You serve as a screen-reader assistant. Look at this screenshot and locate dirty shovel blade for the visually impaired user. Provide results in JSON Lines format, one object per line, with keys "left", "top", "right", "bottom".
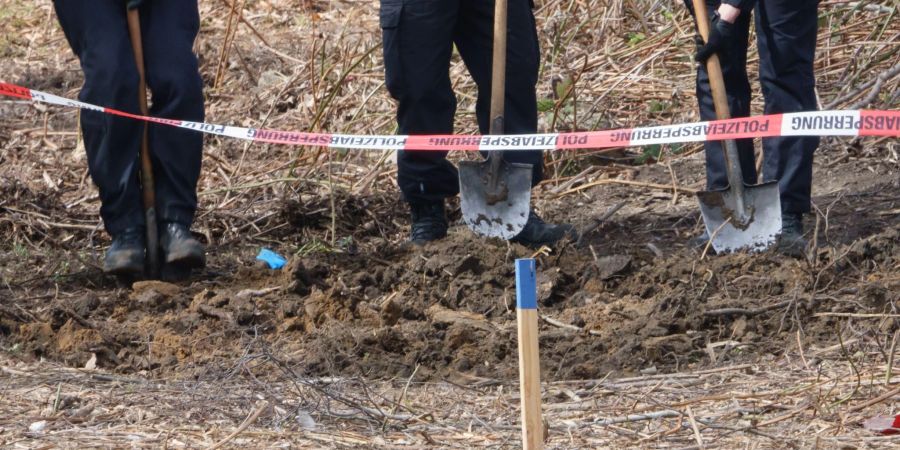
{"left": 697, "top": 181, "right": 782, "bottom": 253}
{"left": 459, "top": 159, "right": 533, "bottom": 239}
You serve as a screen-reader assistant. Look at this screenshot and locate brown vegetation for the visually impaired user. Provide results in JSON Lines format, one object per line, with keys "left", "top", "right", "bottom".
{"left": 1, "top": 0, "right": 898, "bottom": 447}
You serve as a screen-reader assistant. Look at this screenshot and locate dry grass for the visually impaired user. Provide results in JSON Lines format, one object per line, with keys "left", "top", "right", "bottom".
{"left": 0, "top": 0, "right": 896, "bottom": 254}
{"left": 3, "top": 336, "right": 900, "bottom": 448}
{"left": 1, "top": 0, "right": 898, "bottom": 448}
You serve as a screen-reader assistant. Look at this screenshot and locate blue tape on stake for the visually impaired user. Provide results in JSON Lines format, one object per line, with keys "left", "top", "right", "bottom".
{"left": 515, "top": 258, "right": 538, "bottom": 310}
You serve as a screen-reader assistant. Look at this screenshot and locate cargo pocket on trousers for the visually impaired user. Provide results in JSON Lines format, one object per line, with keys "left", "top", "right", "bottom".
{"left": 380, "top": 1, "right": 402, "bottom": 29}
{"left": 380, "top": 1, "right": 404, "bottom": 99}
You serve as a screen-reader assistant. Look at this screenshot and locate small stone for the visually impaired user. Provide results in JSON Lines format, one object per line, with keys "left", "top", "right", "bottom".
{"left": 130, "top": 281, "right": 180, "bottom": 298}
{"left": 83, "top": 353, "right": 97, "bottom": 370}
{"left": 537, "top": 268, "right": 562, "bottom": 302}
{"left": 296, "top": 411, "right": 316, "bottom": 430}
{"left": 595, "top": 255, "right": 632, "bottom": 280}
{"left": 29, "top": 421, "right": 47, "bottom": 433}
{"left": 731, "top": 318, "right": 748, "bottom": 338}
{"left": 426, "top": 304, "right": 492, "bottom": 332}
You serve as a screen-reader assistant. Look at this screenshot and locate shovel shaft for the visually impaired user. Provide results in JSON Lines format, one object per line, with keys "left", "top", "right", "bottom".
{"left": 486, "top": 0, "right": 508, "bottom": 197}
{"left": 691, "top": 0, "right": 748, "bottom": 221}
{"left": 722, "top": 138, "right": 747, "bottom": 218}
{"left": 458, "top": 0, "right": 532, "bottom": 238}
{"left": 127, "top": 8, "right": 160, "bottom": 276}
{"left": 490, "top": 0, "right": 507, "bottom": 135}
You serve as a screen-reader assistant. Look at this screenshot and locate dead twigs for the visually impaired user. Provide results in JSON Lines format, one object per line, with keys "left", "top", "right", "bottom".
{"left": 703, "top": 300, "right": 794, "bottom": 317}
{"left": 542, "top": 315, "right": 602, "bottom": 336}
{"left": 208, "top": 400, "right": 269, "bottom": 450}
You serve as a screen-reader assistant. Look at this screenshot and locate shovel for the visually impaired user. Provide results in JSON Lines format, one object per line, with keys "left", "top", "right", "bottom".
{"left": 691, "top": 0, "right": 781, "bottom": 253}
{"left": 127, "top": 8, "right": 160, "bottom": 277}
{"left": 459, "top": 0, "right": 533, "bottom": 240}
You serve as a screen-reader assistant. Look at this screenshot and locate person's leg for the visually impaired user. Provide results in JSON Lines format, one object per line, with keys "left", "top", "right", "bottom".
{"left": 454, "top": 0, "right": 543, "bottom": 185}
{"left": 684, "top": 0, "right": 756, "bottom": 190}
{"left": 382, "top": 0, "right": 461, "bottom": 205}
{"left": 139, "top": 0, "right": 206, "bottom": 272}
{"left": 140, "top": 0, "right": 204, "bottom": 229}
{"left": 756, "top": 0, "right": 819, "bottom": 256}
{"left": 453, "top": 0, "right": 574, "bottom": 246}
{"left": 53, "top": 0, "right": 144, "bottom": 236}
{"left": 54, "top": 0, "right": 147, "bottom": 275}
{"left": 756, "top": 0, "right": 818, "bottom": 215}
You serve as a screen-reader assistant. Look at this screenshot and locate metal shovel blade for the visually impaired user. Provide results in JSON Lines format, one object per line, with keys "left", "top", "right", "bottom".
{"left": 697, "top": 181, "right": 782, "bottom": 253}
{"left": 459, "top": 158, "right": 533, "bottom": 239}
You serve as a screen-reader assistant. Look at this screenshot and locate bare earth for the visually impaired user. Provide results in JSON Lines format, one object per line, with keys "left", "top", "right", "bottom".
{"left": 1, "top": 0, "right": 898, "bottom": 448}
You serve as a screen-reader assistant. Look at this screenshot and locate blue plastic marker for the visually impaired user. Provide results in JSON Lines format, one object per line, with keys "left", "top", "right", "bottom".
{"left": 514, "top": 258, "right": 543, "bottom": 448}
{"left": 256, "top": 248, "right": 287, "bottom": 270}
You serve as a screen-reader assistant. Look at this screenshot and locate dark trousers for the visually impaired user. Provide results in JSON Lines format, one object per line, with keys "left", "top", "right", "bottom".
{"left": 54, "top": 0, "right": 204, "bottom": 235}
{"left": 687, "top": 0, "right": 819, "bottom": 214}
{"left": 380, "top": 0, "right": 543, "bottom": 205}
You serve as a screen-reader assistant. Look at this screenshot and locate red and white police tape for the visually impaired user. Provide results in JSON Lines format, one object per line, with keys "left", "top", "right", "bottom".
{"left": 2, "top": 82, "right": 898, "bottom": 151}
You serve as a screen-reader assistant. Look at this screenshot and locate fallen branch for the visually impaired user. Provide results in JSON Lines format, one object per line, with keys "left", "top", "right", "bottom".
{"left": 596, "top": 410, "right": 681, "bottom": 426}
{"left": 847, "top": 384, "right": 900, "bottom": 413}
{"left": 813, "top": 312, "right": 900, "bottom": 319}
{"left": 703, "top": 300, "right": 793, "bottom": 317}
{"left": 542, "top": 315, "right": 602, "bottom": 336}
{"left": 850, "top": 62, "right": 900, "bottom": 109}
{"left": 825, "top": 62, "right": 900, "bottom": 109}
{"left": 208, "top": 400, "right": 269, "bottom": 450}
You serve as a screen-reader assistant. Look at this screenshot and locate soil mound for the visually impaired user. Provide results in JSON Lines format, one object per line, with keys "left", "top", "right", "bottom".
{"left": 4, "top": 211, "right": 897, "bottom": 381}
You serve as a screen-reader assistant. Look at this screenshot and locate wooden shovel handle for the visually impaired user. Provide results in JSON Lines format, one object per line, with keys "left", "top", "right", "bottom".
{"left": 691, "top": 0, "right": 732, "bottom": 121}
{"left": 490, "top": 0, "right": 508, "bottom": 135}
{"left": 126, "top": 8, "right": 160, "bottom": 276}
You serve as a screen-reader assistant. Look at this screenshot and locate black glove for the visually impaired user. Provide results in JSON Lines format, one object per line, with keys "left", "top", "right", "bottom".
{"left": 695, "top": 12, "right": 735, "bottom": 63}
{"left": 127, "top": 0, "right": 146, "bottom": 10}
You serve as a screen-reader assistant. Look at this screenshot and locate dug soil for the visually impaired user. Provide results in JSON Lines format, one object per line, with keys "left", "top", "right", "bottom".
{"left": 1, "top": 155, "right": 898, "bottom": 382}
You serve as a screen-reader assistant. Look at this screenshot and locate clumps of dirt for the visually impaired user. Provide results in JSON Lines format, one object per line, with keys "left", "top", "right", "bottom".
{"left": 16, "top": 68, "right": 75, "bottom": 93}
{"left": 279, "top": 191, "right": 404, "bottom": 240}
{"left": 2, "top": 207, "right": 898, "bottom": 381}
{"left": 842, "top": 227, "right": 899, "bottom": 268}
{"left": 0, "top": 177, "right": 95, "bottom": 255}
{"left": 0, "top": 177, "right": 65, "bottom": 215}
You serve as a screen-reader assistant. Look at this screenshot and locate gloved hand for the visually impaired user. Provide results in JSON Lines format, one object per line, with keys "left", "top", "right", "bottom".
{"left": 695, "top": 12, "right": 735, "bottom": 63}
{"left": 127, "top": 0, "right": 146, "bottom": 10}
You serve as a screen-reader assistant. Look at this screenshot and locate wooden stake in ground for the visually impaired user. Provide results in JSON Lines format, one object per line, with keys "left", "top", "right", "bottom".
{"left": 515, "top": 258, "right": 543, "bottom": 450}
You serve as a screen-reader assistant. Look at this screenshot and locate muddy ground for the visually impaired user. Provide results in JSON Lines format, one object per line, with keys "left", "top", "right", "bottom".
{"left": 2, "top": 150, "right": 897, "bottom": 384}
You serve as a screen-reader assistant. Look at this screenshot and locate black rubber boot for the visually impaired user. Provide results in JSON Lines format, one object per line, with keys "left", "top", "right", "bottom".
{"left": 104, "top": 227, "right": 146, "bottom": 277}
{"left": 510, "top": 211, "right": 577, "bottom": 247}
{"left": 160, "top": 222, "right": 206, "bottom": 270}
{"left": 777, "top": 213, "right": 807, "bottom": 257}
{"left": 409, "top": 201, "right": 448, "bottom": 245}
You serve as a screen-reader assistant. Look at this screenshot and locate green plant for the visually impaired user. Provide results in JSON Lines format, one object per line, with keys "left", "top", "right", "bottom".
{"left": 536, "top": 99, "right": 555, "bottom": 113}
{"left": 626, "top": 32, "right": 646, "bottom": 46}
{"left": 636, "top": 144, "right": 662, "bottom": 164}
{"left": 296, "top": 238, "right": 335, "bottom": 256}
{"left": 648, "top": 100, "right": 669, "bottom": 113}
{"left": 53, "top": 260, "right": 71, "bottom": 283}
